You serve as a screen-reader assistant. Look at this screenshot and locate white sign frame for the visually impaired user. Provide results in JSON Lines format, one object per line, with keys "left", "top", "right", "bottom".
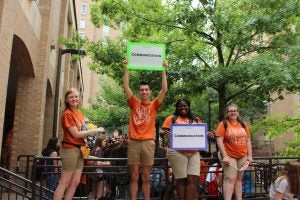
{"left": 170, "top": 124, "right": 208, "bottom": 150}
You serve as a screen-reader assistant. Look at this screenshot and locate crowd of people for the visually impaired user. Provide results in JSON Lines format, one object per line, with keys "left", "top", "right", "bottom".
{"left": 37, "top": 59, "right": 300, "bottom": 200}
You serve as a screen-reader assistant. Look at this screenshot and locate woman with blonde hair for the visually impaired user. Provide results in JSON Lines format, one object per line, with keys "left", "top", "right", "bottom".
{"left": 53, "top": 89, "right": 105, "bottom": 200}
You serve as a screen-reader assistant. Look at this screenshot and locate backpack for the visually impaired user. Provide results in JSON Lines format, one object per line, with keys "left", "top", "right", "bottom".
{"left": 206, "top": 165, "right": 220, "bottom": 197}
{"left": 150, "top": 167, "right": 166, "bottom": 192}
{"left": 222, "top": 118, "right": 245, "bottom": 131}
{"left": 34, "top": 157, "right": 51, "bottom": 181}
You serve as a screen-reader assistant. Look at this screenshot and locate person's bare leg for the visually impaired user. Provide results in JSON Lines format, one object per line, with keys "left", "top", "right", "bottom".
{"left": 53, "top": 170, "right": 74, "bottom": 200}
{"left": 223, "top": 177, "right": 236, "bottom": 200}
{"left": 129, "top": 164, "right": 140, "bottom": 200}
{"left": 176, "top": 178, "right": 187, "bottom": 200}
{"left": 63, "top": 169, "right": 82, "bottom": 200}
{"left": 88, "top": 182, "right": 97, "bottom": 200}
{"left": 186, "top": 175, "right": 198, "bottom": 200}
{"left": 96, "top": 180, "right": 105, "bottom": 199}
{"left": 141, "top": 165, "right": 152, "bottom": 200}
{"left": 234, "top": 172, "right": 243, "bottom": 200}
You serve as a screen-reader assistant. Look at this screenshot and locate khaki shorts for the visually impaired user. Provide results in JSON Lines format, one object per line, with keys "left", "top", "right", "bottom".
{"left": 167, "top": 149, "right": 200, "bottom": 179}
{"left": 61, "top": 147, "right": 84, "bottom": 171}
{"left": 221, "top": 155, "right": 247, "bottom": 179}
{"left": 127, "top": 139, "right": 155, "bottom": 166}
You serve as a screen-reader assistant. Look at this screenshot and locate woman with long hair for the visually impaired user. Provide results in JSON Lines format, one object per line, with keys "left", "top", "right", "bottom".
{"left": 215, "top": 104, "right": 253, "bottom": 200}
{"left": 53, "top": 89, "right": 105, "bottom": 200}
{"left": 269, "top": 161, "right": 300, "bottom": 199}
{"left": 88, "top": 136, "right": 111, "bottom": 200}
{"left": 162, "top": 98, "right": 201, "bottom": 200}
{"left": 42, "top": 137, "right": 60, "bottom": 199}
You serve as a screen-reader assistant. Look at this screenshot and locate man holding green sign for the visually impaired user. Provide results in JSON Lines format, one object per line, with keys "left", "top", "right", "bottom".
{"left": 122, "top": 47, "right": 168, "bottom": 199}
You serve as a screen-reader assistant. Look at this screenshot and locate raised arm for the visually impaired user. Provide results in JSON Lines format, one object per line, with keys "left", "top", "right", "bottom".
{"left": 157, "top": 60, "right": 168, "bottom": 104}
{"left": 122, "top": 60, "right": 133, "bottom": 100}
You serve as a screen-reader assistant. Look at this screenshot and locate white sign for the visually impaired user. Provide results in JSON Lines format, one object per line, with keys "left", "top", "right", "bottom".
{"left": 127, "top": 42, "right": 165, "bottom": 70}
{"left": 170, "top": 124, "right": 208, "bottom": 150}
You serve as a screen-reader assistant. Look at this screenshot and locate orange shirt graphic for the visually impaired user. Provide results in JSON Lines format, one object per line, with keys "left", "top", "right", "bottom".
{"left": 215, "top": 120, "right": 250, "bottom": 158}
{"left": 128, "top": 96, "right": 160, "bottom": 140}
{"left": 162, "top": 115, "right": 201, "bottom": 154}
{"left": 61, "top": 108, "right": 85, "bottom": 148}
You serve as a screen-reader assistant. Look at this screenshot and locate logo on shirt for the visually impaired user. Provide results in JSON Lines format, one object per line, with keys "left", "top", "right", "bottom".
{"left": 133, "top": 106, "right": 150, "bottom": 125}
{"left": 225, "top": 128, "right": 247, "bottom": 144}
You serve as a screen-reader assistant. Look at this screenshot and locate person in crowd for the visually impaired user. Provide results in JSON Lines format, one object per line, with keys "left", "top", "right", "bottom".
{"left": 110, "top": 138, "right": 130, "bottom": 199}
{"left": 162, "top": 98, "right": 201, "bottom": 200}
{"left": 150, "top": 147, "right": 167, "bottom": 198}
{"left": 242, "top": 166, "right": 255, "bottom": 195}
{"left": 53, "top": 88, "right": 105, "bottom": 200}
{"left": 122, "top": 59, "right": 168, "bottom": 200}
{"left": 199, "top": 150, "right": 211, "bottom": 199}
{"left": 269, "top": 161, "right": 300, "bottom": 200}
{"left": 41, "top": 137, "right": 60, "bottom": 199}
{"left": 88, "top": 136, "right": 111, "bottom": 200}
{"left": 205, "top": 152, "right": 222, "bottom": 200}
{"left": 215, "top": 104, "right": 253, "bottom": 200}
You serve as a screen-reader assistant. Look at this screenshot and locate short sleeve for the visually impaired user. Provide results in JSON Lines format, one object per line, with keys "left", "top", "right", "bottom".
{"left": 215, "top": 122, "right": 226, "bottom": 137}
{"left": 62, "top": 113, "right": 76, "bottom": 128}
{"left": 128, "top": 96, "right": 139, "bottom": 109}
{"left": 275, "top": 178, "right": 288, "bottom": 194}
{"left": 162, "top": 116, "right": 173, "bottom": 129}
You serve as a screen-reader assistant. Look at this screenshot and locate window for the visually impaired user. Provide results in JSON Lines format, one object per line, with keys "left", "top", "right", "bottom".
{"left": 79, "top": 19, "right": 86, "bottom": 29}
{"left": 102, "top": 36, "right": 109, "bottom": 46}
{"left": 103, "top": 25, "right": 110, "bottom": 36}
{"left": 81, "top": 4, "right": 87, "bottom": 14}
{"left": 79, "top": 32, "right": 85, "bottom": 38}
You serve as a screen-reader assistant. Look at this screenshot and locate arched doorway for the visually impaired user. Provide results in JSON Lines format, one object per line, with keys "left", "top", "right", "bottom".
{"left": 1, "top": 35, "right": 34, "bottom": 170}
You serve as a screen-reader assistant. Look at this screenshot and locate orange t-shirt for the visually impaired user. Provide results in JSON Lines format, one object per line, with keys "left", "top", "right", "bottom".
{"left": 61, "top": 108, "right": 85, "bottom": 148}
{"left": 215, "top": 120, "right": 250, "bottom": 158}
{"left": 128, "top": 96, "right": 160, "bottom": 140}
{"left": 162, "top": 115, "right": 201, "bottom": 154}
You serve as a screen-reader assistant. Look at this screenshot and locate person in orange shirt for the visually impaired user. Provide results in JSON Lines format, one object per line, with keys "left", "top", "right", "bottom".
{"left": 215, "top": 104, "right": 253, "bottom": 200}
{"left": 162, "top": 98, "right": 201, "bottom": 200}
{"left": 122, "top": 60, "right": 168, "bottom": 200}
{"left": 53, "top": 89, "right": 105, "bottom": 200}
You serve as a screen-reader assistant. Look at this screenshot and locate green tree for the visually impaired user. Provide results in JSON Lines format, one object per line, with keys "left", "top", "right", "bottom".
{"left": 90, "top": 0, "right": 300, "bottom": 121}
{"left": 82, "top": 75, "right": 129, "bottom": 129}
{"left": 251, "top": 112, "right": 300, "bottom": 156}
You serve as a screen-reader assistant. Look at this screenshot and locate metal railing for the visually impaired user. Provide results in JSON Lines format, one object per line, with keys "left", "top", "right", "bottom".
{"left": 1, "top": 156, "right": 299, "bottom": 199}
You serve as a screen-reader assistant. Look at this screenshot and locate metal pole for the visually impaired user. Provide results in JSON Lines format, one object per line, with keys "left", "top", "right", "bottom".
{"left": 52, "top": 48, "right": 62, "bottom": 138}
{"left": 208, "top": 100, "right": 212, "bottom": 153}
{"left": 52, "top": 49, "right": 86, "bottom": 137}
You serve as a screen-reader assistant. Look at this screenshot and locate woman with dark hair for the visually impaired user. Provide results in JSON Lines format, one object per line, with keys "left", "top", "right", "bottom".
{"left": 88, "top": 136, "right": 111, "bottom": 200}
{"left": 215, "top": 104, "right": 253, "bottom": 200}
{"left": 162, "top": 98, "right": 201, "bottom": 200}
{"left": 42, "top": 137, "right": 60, "bottom": 198}
{"left": 269, "top": 161, "right": 300, "bottom": 200}
{"left": 53, "top": 88, "right": 105, "bottom": 200}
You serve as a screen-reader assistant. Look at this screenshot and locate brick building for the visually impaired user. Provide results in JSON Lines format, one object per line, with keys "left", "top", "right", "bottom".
{"left": 0, "top": 0, "right": 88, "bottom": 171}
{"left": 74, "top": 0, "right": 119, "bottom": 108}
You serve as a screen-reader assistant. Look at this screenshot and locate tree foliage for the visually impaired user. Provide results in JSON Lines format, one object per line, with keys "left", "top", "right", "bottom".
{"left": 251, "top": 112, "right": 300, "bottom": 156}
{"left": 90, "top": 0, "right": 300, "bottom": 121}
{"left": 81, "top": 75, "right": 129, "bottom": 129}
